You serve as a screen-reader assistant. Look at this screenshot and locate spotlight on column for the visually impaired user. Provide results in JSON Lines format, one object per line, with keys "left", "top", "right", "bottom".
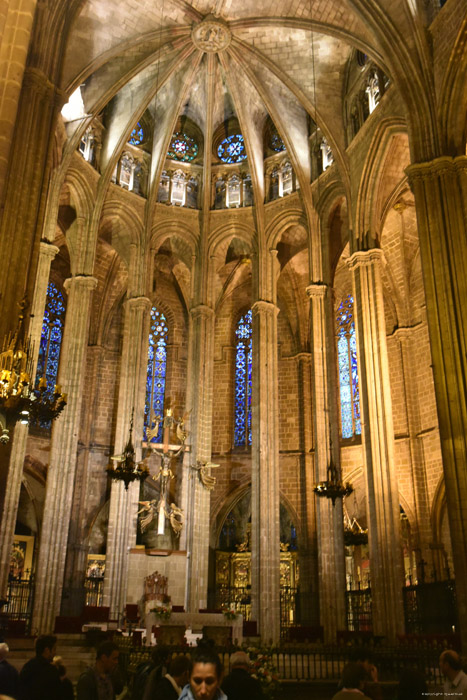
{"left": 313, "top": 458, "right": 353, "bottom": 506}
{"left": 107, "top": 415, "right": 149, "bottom": 490}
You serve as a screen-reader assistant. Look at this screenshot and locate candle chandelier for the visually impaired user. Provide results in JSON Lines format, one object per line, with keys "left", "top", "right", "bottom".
{"left": 107, "top": 416, "right": 149, "bottom": 489}
{"left": 343, "top": 503, "right": 368, "bottom": 546}
{"left": 0, "top": 300, "right": 67, "bottom": 443}
{"left": 314, "top": 457, "right": 353, "bottom": 506}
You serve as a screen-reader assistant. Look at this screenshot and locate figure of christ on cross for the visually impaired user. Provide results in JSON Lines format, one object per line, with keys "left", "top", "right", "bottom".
{"left": 140, "top": 408, "right": 190, "bottom": 536}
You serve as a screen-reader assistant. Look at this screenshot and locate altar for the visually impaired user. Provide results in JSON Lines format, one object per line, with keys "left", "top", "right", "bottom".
{"left": 145, "top": 610, "right": 243, "bottom": 646}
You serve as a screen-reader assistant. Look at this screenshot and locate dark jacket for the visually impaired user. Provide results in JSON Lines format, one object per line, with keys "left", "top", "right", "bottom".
{"left": 0, "top": 658, "right": 20, "bottom": 698}
{"left": 19, "top": 655, "right": 62, "bottom": 700}
{"left": 221, "top": 667, "right": 264, "bottom": 700}
{"left": 76, "top": 666, "right": 114, "bottom": 700}
{"left": 143, "top": 675, "right": 179, "bottom": 700}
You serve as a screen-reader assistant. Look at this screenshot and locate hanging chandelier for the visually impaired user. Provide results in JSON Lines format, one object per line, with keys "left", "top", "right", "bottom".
{"left": 343, "top": 504, "right": 368, "bottom": 546}
{"left": 107, "top": 416, "right": 149, "bottom": 489}
{"left": 0, "top": 300, "right": 67, "bottom": 443}
{"left": 314, "top": 458, "right": 353, "bottom": 506}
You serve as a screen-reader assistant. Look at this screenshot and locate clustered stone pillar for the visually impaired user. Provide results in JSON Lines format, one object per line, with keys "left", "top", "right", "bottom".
{"left": 295, "top": 352, "right": 319, "bottom": 627}
{"left": 0, "top": 65, "right": 64, "bottom": 341}
{"left": 407, "top": 155, "right": 467, "bottom": 643}
{"left": 32, "top": 274, "right": 97, "bottom": 633}
{"left": 251, "top": 299, "right": 280, "bottom": 643}
{"left": 348, "top": 249, "right": 404, "bottom": 640}
{"left": 307, "top": 282, "right": 346, "bottom": 641}
{"left": 393, "top": 326, "right": 432, "bottom": 579}
{"left": 0, "top": 241, "right": 59, "bottom": 599}
{"left": 181, "top": 304, "right": 215, "bottom": 613}
{"left": 103, "top": 295, "right": 151, "bottom": 619}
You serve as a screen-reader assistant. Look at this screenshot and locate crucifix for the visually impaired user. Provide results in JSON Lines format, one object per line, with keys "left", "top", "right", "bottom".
{"left": 140, "top": 408, "right": 190, "bottom": 536}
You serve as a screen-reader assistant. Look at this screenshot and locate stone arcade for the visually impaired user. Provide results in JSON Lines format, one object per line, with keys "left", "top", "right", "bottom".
{"left": 0, "top": 0, "right": 466, "bottom": 650}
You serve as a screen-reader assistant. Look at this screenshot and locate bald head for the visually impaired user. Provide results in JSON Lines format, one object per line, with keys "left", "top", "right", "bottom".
{"left": 0, "top": 643, "right": 9, "bottom": 661}
{"left": 230, "top": 651, "right": 250, "bottom": 670}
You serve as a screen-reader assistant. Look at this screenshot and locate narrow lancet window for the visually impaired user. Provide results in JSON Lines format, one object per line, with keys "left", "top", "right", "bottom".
{"left": 337, "top": 295, "right": 361, "bottom": 438}
{"left": 234, "top": 309, "right": 253, "bottom": 447}
{"left": 144, "top": 307, "right": 168, "bottom": 442}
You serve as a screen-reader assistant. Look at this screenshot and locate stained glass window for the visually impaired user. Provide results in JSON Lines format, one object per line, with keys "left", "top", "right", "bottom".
{"left": 337, "top": 295, "right": 361, "bottom": 438}
{"left": 34, "top": 282, "right": 66, "bottom": 428}
{"left": 218, "top": 134, "right": 247, "bottom": 164}
{"left": 144, "top": 307, "right": 168, "bottom": 442}
{"left": 129, "top": 123, "right": 143, "bottom": 146}
{"left": 270, "top": 132, "right": 285, "bottom": 152}
{"left": 234, "top": 309, "right": 252, "bottom": 447}
{"left": 168, "top": 132, "right": 198, "bottom": 162}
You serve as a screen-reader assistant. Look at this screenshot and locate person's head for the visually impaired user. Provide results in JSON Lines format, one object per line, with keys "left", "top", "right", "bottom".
{"left": 440, "top": 650, "right": 462, "bottom": 680}
{"left": 0, "top": 695, "right": 15, "bottom": 700}
{"left": 397, "top": 668, "right": 427, "bottom": 700}
{"left": 342, "top": 662, "right": 367, "bottom": 690}
{"left": 35, "top": 635, "right": 57, "bottom": 661}
{"left": 189, "top": 648, "right": 223, "bottom": 700}
{"left": 350, "top": 648, "right": 373, "bottom": 674}
{"left": 96, "top": 641, "right": 119, "bottom": 674}
{"left": 168, "top": 654, "right": 191, "bottom": 687}
{"left": 230, "top": 651, "right": 251, "bottom": 671}
{"left": 0, "top": 643, "right": 9, "bottom": 662}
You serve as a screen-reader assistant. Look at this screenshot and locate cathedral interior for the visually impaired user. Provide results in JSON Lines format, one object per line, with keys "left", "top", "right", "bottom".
{"left": 0, "top": 0, "right": 466, "bottom": 652}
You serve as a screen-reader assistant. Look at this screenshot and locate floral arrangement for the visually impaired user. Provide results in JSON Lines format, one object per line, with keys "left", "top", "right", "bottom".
{"left": 222, "top": 607, "right": 238, "bottom": 621}
{"left": 150, "top": 598, "right": 172, "bottom": 621}
{"left": 246, "top": 646, "right": 281, "bottom": 699}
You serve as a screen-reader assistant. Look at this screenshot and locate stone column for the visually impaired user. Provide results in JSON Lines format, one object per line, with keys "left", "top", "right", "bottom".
{"left": 0, "top": 241, "right": 58, "bottom": 599}
{"left": 393, "top": 326, "right": 432, "bottom": 579}
{"left": 0, "top": 0, "right": 37, "bottom": 206}
{"left": 307, "top": 283, "right": 346, "bottom": 641}
{"left": 180, "top": 304, "right": 215, "bottom": 613}
{"left": 348, "top": 249, "right": 404, "bottom": 639}
{"left": 295, "top": 352, "right": 319, "bottom": 627}
{"left": 32, "top": 274, "right": 97, "bottom": 633}
{"left": 0, "top": 65, "right": 65, "bottom": 341}
{"left": 407, "top": 156, "right": 467, "bottom": 643}
{"left": 250, "top": 299, "right": 280, "bottom": 643}
{"left": 103, "top": 295, "right": 151, "bottom": 619}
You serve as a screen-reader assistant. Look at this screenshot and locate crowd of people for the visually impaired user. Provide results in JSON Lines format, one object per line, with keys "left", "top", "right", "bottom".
{"left": 0, "top": 633, "right": 466, "bottom": 699}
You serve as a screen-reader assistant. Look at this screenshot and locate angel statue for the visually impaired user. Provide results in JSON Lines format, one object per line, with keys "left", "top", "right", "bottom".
{"left": 190, "top": 460, "right": 220, "bottom": 491}
{"left": 138, "top": 499, "right": 184, "bottom": 537}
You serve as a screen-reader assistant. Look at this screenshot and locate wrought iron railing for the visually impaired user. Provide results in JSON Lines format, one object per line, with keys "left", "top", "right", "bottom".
{"left": 4, "top": 573, "right": 35, "bottom": 634}
{"left": 115, "top": 640, "right": 444, "bottom": 687}
{"left": 346, "top": 586, "right": 372, "bottom": 632}
{"left": 403, "top": 579, "right": 457, "bottom": 635}
{"left": 85, "top": 576, "right": 104, "bottom": 607}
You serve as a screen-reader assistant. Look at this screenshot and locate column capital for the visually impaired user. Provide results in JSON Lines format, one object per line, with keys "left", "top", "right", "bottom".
{"left": 252, "top": 300, "right": 279, "bottom": 318}
{"left": 124, "top": 295, "right": 151, "bottom": 311}
{"left": 406, "top": 155, "right": 467, "bottom": 184}
{"left": 306, "top": 283, "right": 328, "bottom": 298}
{"left": 39, "top": 241, "right": 59, "bottom": 260}
{"left": 190, "top": 303, "right": 214, "bottom": 320}
{"left": 392, "top": 325, "right": 419, "bottom": 342}
{"left": 347, "top": 248, "right": 385, "bottom": 271}
{"left": 63, "top": 275, "right": 98, "bottom": 292}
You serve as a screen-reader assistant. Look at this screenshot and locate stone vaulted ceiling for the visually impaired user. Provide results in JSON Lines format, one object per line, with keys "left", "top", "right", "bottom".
{"left": 61, "top": 0, "right": 411, "bottom": 215}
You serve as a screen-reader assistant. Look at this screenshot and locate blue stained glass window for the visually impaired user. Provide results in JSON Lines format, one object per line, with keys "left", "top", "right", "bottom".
{"left": 129, "top": 123, "right": 144, "bottom": 146}
{"left": 168, "top": 132, "right": 198, "bottom": 162}
{"left": 234, "top": 309, "right": 252, "bottom": 447}
{"left": 218, "top": 134, "right": 247, "bottom": 164}
{"left": 144, "top": 307, "right": 168, "bottom": 442}
{"left": 270, "top": 132, "right": 285, "bottom": 152}
{"left": 34, "top": 282, "right": 66, "bottom": 428}
{"left": 337, "top": 295, "right": 361, "bottom": 438}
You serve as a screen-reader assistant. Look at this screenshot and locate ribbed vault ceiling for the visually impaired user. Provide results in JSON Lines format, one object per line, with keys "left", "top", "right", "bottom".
{"left": 61, "top": 0, "right": 407, "bottom": 213}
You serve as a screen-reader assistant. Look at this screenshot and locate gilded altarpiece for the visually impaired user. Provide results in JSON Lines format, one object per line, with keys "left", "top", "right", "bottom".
{"left": 215, "top": 546, "right": 299, "bottom": 626}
